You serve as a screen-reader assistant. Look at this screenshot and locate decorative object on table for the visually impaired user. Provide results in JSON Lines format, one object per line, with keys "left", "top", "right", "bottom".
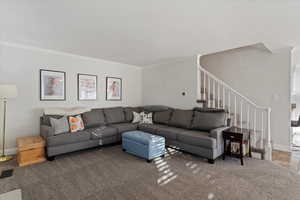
{"left": 106, "top": 77, "right": 122, "bottom": 101}
{"left": 222, "top": 127, "right": 252, "bottom": 166}
{"left": 0, "top": 84, "right": 18, "bottom": 162}
{"left": 78, "top": 74, "right": 97, "bottom": 100}
{"left": 17, "top": 136, "right": 46, "bottom": 167}
{"left": 68, "top": 115, "right": 85, "bottom": 132}
{"left": 40, "top": 69, "right": 66, "bottom": 101}
{"left": 122, "top": 130, "right": 165, "bottom": 162}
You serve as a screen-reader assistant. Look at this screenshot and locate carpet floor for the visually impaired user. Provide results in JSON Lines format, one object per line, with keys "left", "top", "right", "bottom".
{"left": 1, "top": 145, "right": 300, "bottom": 200}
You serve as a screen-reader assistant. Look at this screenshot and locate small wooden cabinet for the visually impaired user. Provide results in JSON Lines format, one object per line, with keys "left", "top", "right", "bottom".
{"left": 17, "top": 136, "right": 46, "bottom": 167}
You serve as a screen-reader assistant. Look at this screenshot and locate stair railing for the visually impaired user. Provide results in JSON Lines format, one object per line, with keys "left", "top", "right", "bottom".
{"left": 196, "top": 55, "right": 272, "bottom": 160}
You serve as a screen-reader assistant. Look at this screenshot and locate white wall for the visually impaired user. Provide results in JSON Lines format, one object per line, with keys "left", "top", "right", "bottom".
{"left": 200, "top": 46, "right": 292, "bottom": 151}
{"left": 0, "top": 43, "right": 142, "bottom": 152}
{"left": 142, "top": 57, "right": 199, "bottom": 109}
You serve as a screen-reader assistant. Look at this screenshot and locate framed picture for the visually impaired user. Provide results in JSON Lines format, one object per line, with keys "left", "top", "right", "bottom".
{"left": 40, "top": 69, "right": 66, "bottom": 101}
{"left": 106, "top": 77, "right": 122, "bottom": 101}
{"left": 78, "top": 74, "right": 97, "bottom": 100}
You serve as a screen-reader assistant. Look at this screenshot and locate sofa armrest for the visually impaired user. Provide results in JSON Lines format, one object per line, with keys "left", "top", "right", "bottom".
{"left": 210, "top": 126, "right": 229, "bottom": 141}
{"left": 40, "top": 125, "right": 54, "bottom": 140}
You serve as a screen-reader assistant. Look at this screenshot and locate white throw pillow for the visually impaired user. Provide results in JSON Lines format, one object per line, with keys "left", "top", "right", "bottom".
{"left": 50, "top": 116, "right": 70, "bottom": 135}
{"left": 132, "top": 111, "right": 143, "bottom": 123}
{"left": 141, "top": 112, "right": 153, "bottom": 124}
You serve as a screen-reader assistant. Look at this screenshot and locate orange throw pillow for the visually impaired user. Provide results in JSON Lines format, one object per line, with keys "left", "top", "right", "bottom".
{"left": 69, "top": 115, "right": 85, "bottom": 132}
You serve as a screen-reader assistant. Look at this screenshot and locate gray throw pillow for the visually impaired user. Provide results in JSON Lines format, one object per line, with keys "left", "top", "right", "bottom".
{"left": 191, "top": 111, "right": 226, "bottom": 131}
{"left": 50, "top": 116, "right": 70, "bottom": 135}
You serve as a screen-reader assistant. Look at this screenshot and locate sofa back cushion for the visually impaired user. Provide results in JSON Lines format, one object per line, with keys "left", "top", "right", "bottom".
{"left": 143, "top": 105, "right": 171, "bottom": 113}
{"left": 124, "top": 107, "right": 142, "bottom": 122}
{"left": 169, "top": 109, "right": 193, "bottom": 129}
{"left": 103, "top": 107, "right": 125, "bottom": 124}
{"left": 82, "top": 109, "right": 106, "bottom": 128}
{"left": 191, "top": 110, "right": 226, "bottom": 131}
{"left": 153, "top": 110, "right": 173, "bottom": 125}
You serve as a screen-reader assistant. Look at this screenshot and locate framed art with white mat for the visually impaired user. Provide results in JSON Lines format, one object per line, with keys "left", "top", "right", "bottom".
{"left": 78, "top": 74, "right": 97, "bottom": 101}
{"left": 40, "top": 69, "right": 66, "bottom": 101}
{"left": 106, "top": 77, "right": 122, "bottom": 101}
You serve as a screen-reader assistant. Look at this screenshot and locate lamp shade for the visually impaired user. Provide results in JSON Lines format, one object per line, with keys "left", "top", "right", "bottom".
{"left": 0, "top": 84, "right": 18, "bottom": 99}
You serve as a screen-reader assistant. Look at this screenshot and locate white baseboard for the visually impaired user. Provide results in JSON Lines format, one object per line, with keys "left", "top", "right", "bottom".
{"left": 273, "top": 144, "right": 291, "bottom": 152}
{"left": 5, "top": 147, "right": 17, "bottom": 155}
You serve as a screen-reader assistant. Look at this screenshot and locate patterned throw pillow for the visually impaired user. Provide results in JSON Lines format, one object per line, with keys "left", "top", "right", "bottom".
{"left": 132, "top": 112, "right": 143, "bottom": 123}
{"left": 141, "top": 112, "right": 153, "bottom": 124}
{"left": 69, "top": 115, "right": 85, "bottom": 132}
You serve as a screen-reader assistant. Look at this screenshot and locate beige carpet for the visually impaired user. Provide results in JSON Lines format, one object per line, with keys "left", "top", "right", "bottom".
{"left": 1, "top": 145, "right": 300, "bottom": 200}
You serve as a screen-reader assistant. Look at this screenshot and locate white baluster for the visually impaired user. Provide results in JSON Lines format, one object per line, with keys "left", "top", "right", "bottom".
{"left": 267, "top": 108, "right": 272, "bottom": 160}
{"left": 261, "top": 111, "right": 264, "bottom": 149}
{"left": 208, "top": 76, "right": 211, "bottom": 108}
{"left": 213, "top": 80, "right": 216, "bottom": 108}
{"left": 247, "top": 105, "right": 250, "bottom": 130}
{"left": 228, "top": 91, "right": 231, "bottom": 117}
{"left": 240, "top": 100, "right": 243, "bottom": 129}
{"left": 217, "top": 83, "right": 220, "bottom": 108}
{"left": 197, "top": 67, "right": 201, "bottom": 100}
{"left": 234, "top": 95, "right": 237, "bottom": 127}
{"left": 223, "top": 86, "right": 225, "bottom": 109}
{"left": 203, "top": 71, "right": 206, "bottom": 101}
{"left": 254, "top": 109, "right": 257, "bottom": 148}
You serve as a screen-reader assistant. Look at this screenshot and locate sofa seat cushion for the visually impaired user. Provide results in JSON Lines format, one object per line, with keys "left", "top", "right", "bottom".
{"left": 138, "top": 124, "right": 167, "bottom": 134}
{"left": 47, "top": 131, "right": 91, "bottom": 147}
{"left": 156, "top": 126, "right": 186, "bottom": 140}
{"left": 103, "top": 107, "right": 126, "bottom": 124}
{"left": 109, "top": 123, "right": 138, "bottom": 134}
{"left": 87, "top": 127, "right": 118, "bottom": 140}
{"left": 176, "top": 130, "right": 216, "bottom": 149}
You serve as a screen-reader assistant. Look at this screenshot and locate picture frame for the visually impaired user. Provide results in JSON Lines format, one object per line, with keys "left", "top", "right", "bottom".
{"left": 106, "top": 77, "right": 122, "bottom": 101}
{"left": 78, "top": 73, "right": 97, "bottom": 101}
{"left": 40, "top": 69, "right": 66, "bottom": 101}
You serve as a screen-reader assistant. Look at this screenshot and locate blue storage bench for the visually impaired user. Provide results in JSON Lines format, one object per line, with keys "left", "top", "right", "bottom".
{"left": 122, "top": 130, "right": 165, "bottom": 162}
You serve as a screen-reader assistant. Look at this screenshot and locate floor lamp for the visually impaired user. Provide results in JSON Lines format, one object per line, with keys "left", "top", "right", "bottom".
{"left": 0, "top": 84, "right": 17, "bottom": 162}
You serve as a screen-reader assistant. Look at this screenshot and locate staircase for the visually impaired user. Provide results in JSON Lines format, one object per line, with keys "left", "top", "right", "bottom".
{"left": 196, "top": 55, "right": 272, "bottom": 160}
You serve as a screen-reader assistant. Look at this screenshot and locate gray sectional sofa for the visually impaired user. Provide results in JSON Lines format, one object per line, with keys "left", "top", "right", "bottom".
{"left": 40, "top": 106, "right": 228, "bottom": 163}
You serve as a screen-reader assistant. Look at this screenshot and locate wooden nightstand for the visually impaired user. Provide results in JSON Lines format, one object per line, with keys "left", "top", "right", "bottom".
{"left": 17, "top": 136, "right": 46, "bottom": 167}
{"left": 222, "top": 127, "right": 252, "bottom": 166}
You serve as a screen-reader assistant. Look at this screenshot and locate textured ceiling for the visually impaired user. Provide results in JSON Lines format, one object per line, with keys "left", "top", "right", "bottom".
{"left": 1, "top": 0, "right": 300, "bottom": 66}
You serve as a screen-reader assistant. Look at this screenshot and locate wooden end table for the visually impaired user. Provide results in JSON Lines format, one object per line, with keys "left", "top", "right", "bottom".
{"left": 17, "top": 136, "right": 46, "bottom": 167}
{"left": 222, "top": 127, "right": 252, "bottom": 166}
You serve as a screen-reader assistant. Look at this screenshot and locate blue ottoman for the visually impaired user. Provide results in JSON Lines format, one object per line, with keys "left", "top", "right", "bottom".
{"left": 122, "top": 130, "right": 165, "bottom": 162}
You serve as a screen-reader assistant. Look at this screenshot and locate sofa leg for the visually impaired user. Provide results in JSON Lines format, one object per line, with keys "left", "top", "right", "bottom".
{"left": 47, "top": 156, "right": 55, "bottom": 161}
{"left": 147, "top": 159, "right": 152, "bottom": 163}
{"left": 208, "top": 159, "right": 215, "bottom": 164}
